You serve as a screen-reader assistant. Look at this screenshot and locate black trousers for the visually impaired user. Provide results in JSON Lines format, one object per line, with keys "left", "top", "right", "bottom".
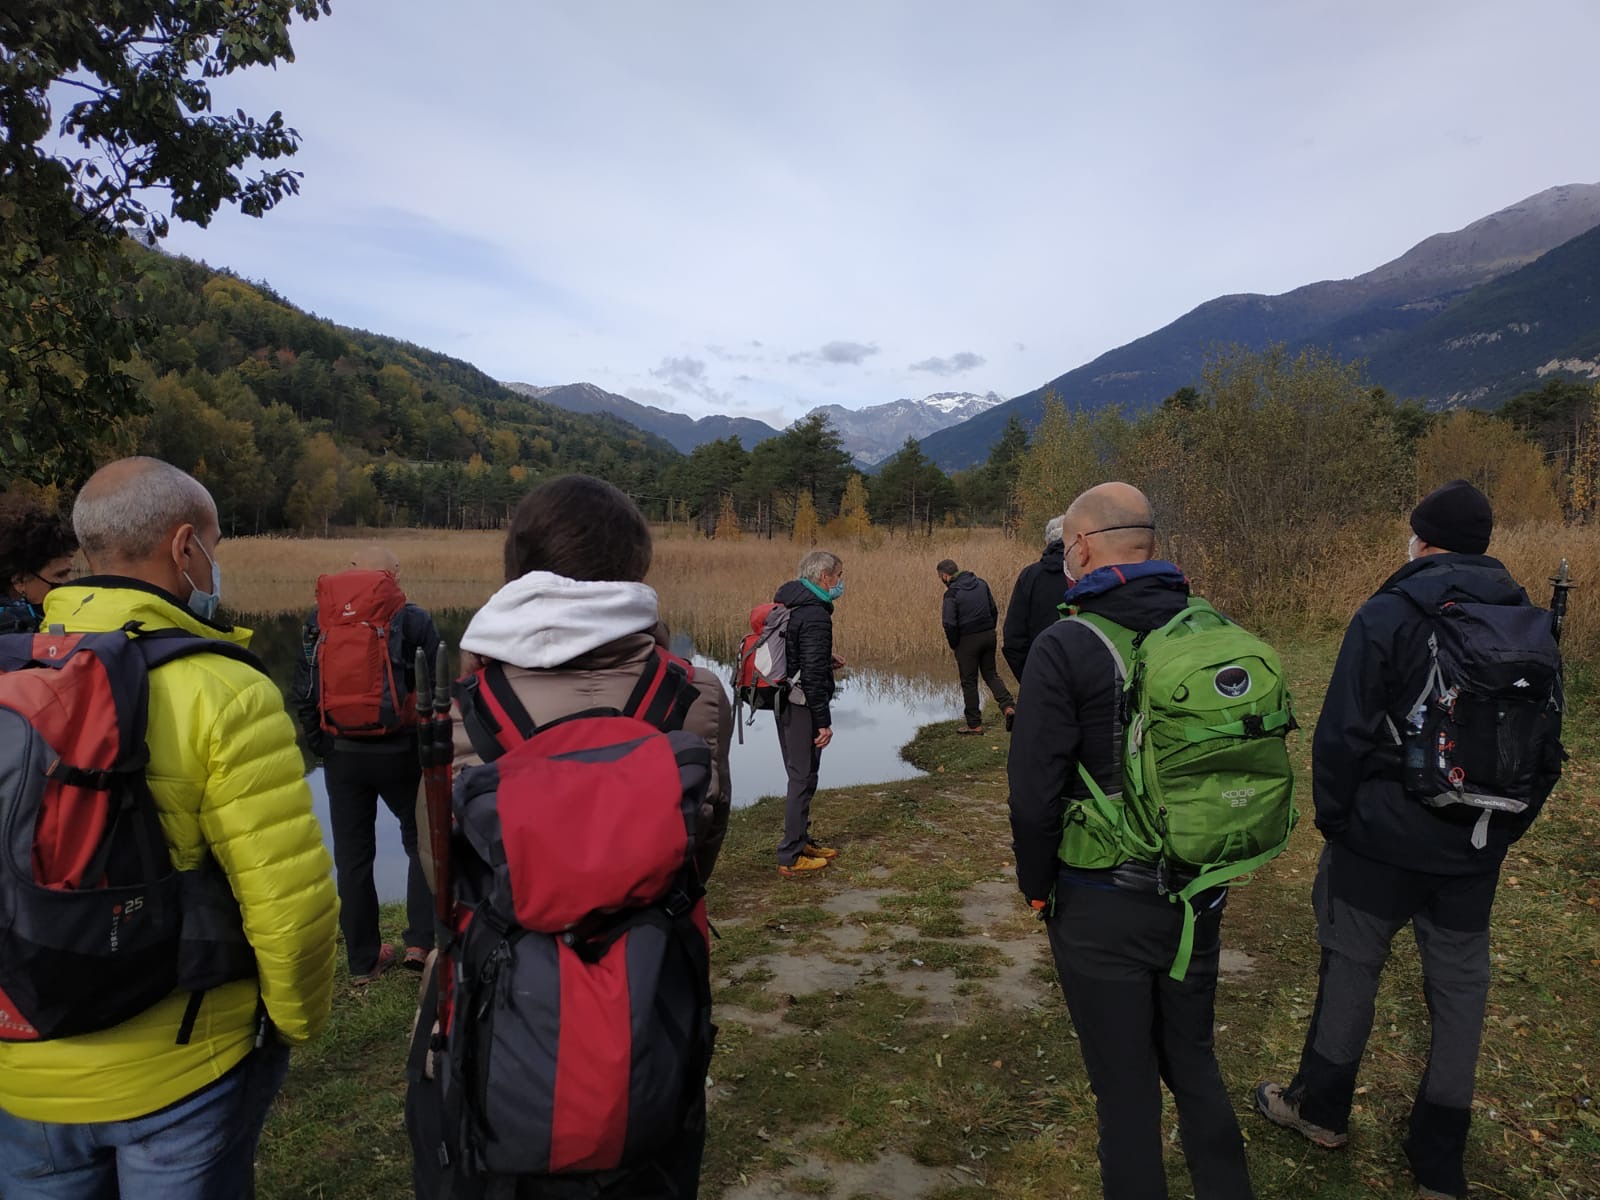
{"left": 953, "top": 630, "right": 1013, "bottom": 728}
{"left": 1288, "top": 843, "right": 1497, "bottom": 1198}
{"left": 1046, "top": 880, "right": 1253, "bottom": 1200}
{"left": 324, "top": 745, "right": 434, "bottom": 973}
{"left": 774, "top": 699, "right": 824, "bottom": 866}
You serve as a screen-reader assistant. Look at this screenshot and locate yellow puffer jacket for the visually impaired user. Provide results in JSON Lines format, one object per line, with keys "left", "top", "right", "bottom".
{"left": 0, "top": 581, "right": 339, "bottom": 1123}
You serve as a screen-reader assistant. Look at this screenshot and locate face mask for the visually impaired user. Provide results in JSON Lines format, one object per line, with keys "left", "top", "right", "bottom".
{"left": 1407, "top": 534, "right": 1420, "bottom": 563}
{"left": 184, "top": 538, "right": 223, "bottom": 621}
{"left": 827, "top": 580, "right": 845, "bottom": 601}
{"left": 1063, "top": 538, "right": 1080, "bottom": 586}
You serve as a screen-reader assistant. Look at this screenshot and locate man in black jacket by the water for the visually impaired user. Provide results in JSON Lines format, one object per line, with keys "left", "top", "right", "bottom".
{"left": 1256, "top": 480, "right": 1562, "bottom": 1200}
{"left": 1008, "top": 482, "right": 1254, "bottom": 1200}
{"left": 773, "top": 550, "right": 847, "bottom": 878}
{"left": 1002, "top": 515, "right": 1066, "bottom": 681}
{"left": 938, "top": 559, "right": 1014, "bottom": 734}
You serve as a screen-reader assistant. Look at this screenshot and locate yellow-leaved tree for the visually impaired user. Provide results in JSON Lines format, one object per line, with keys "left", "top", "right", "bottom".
{"left": 1416, "top": 410, "right": 1561, "bottom": 525}
{"left": 713, "top": 493, "right": 742, "bottom": 540}
{"left": 835, "top": 474, "right": 873, "bottom": 541}
{"left": 791, "top": 489, "right": 819, "bottom": 545}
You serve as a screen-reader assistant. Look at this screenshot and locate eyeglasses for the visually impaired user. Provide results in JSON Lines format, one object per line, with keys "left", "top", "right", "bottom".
{"left": 1076, "top": 524, "right": 1155, "bottom": 538}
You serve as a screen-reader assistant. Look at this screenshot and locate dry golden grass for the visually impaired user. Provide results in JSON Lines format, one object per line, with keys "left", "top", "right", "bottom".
{"left": 221, "top": 519, "right": 1598, "bottom": 673}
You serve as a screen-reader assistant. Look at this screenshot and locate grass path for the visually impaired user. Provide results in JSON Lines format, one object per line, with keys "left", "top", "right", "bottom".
{"left": 258, "top": 637, "right": 1600, "bottom": 1199}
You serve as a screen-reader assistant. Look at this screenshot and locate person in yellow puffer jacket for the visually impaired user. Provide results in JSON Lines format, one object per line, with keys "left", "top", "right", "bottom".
{"left": 0, "top": 457, "right": 339, "bottom": 1199}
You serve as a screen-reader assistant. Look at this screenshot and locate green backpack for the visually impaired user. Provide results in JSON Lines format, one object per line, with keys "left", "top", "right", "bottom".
{"left": 1057, "top": 597, "right": 1299, "bottom": 979}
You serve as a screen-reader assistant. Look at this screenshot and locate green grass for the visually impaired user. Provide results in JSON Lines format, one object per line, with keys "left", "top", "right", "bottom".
{"left": 257, "top": 634, "right": 1600, "bottom": 1199}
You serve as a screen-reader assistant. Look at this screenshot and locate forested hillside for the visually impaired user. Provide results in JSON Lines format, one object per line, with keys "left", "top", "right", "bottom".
{"left": 110, "top": 249, "right": 680, "bottom": 533}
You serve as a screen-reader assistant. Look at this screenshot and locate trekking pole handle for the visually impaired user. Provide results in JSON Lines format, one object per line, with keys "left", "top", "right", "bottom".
{"left": 1549, "top": 558, "right": 1574, "bottom": 645}
{"left": 415, "top": 647, "right": 434, "bottom": 722}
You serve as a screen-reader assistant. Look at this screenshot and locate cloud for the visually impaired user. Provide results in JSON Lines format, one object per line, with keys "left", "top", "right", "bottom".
{"left": 789, "top": 340, "right": 879, "bottom": 366}
{"left": 910, "top": 351, "right": 987, "bottom": 376}
{"left": 648, "top": 355, "right": 728, "bottom": 405}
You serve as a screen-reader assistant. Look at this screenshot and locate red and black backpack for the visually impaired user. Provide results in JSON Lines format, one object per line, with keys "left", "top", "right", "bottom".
{"left": 730, "top": 602, "right": 790, "bottom": 742}
{"left": 313, "top": 569, "right": 416, "bottom": 738}
{"left": 406, "top": 646, "right": 716, "bottom": 1190}
{"left": 0, "top": 625, "right": 260, "bottom": 1043}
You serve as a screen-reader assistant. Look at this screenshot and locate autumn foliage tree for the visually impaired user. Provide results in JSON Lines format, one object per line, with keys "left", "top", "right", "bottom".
{"left": 1, "top": 0, "right": 330, "bottom": 486}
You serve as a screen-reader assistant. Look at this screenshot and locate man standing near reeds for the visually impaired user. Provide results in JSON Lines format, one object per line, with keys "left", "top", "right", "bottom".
{"left": 1256, "top": 480, "right": 1563, "bottom": 1200}
{"left": 1002, "top": 515, "right": 1067, "bottom": 683}
{"left": 1008, "top": 482, "right": 1254, "bottom": 1200}
{"left": 0, "top": 457, "right": 337, "bottom": 1196}
{"left": 773, "top": 550, "right": 846, "bottom": 878}
{"left": 294, "top": 545, "right": 441, "bottom": 983}
{"left": 938, "top": 559, "right": 1014, "bottom": 735}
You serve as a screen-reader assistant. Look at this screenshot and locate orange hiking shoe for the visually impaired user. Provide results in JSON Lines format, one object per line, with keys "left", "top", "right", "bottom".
{"left": 779, "top": 854, "right": 830, "bottom": 878}
{"left": 804, "top": 841, "right": 838, "bottom": 860}
{"left": 351, "top": 943, "right": 396, "bottom": 986}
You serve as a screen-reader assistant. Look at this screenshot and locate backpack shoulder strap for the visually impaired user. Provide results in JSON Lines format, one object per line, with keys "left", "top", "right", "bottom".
{"left": 624, "top": 646, "right": 698, "bottom": 732}
{"left": 132, "top": 628, "right": 269, "bottom": 677}
{"left": 1066, "top": 610, "right": 1134, "bottom": 683}
{"left": 453, "top": 662, "right": 538, "bottom": 762}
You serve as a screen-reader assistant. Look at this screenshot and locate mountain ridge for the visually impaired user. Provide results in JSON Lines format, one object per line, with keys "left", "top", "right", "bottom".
{"left": 919, "top": 182, "right": 1600, "bottom": 468}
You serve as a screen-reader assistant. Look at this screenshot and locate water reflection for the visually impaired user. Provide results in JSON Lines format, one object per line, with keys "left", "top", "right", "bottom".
{"left": 244, "top": 609, "right": 965, "bottom": 899}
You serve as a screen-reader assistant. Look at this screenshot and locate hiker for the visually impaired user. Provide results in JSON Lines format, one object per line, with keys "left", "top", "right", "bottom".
{"left": 1008, "top": 482, "right": 1262, "bottom": 1200}
{"left": 0, "top": 493, "right": 77, "bottom": 634}
{"left": 938, "top": 558, "right": 1014, "bottom": 735}
{"left": 1256, "top": 480, "right": 1564, "bottom": 1200}
{"left": 1001, "top": 515, "right": 1066, "bottom": 681}
{"left": 0, "top": 457, "right": 337, "bottom": 1197}
{"left": 773, "top": 549, "right": 847, "bottom": 876}
{"left": 407, "top": 474, "right": 731, "bottom": 1200}
{"left": 293, "top": 545, "right": 442, "bottom": 982}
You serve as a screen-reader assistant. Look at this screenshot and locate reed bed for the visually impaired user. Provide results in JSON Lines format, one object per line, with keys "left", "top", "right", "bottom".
{"left": 220, "top": 519, "right": 1598, "bottom": 675}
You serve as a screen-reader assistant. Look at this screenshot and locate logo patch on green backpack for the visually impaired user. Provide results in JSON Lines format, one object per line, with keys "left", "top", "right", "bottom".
{"left": 1057, "top": 597, "right": 1300, "bottom": 980}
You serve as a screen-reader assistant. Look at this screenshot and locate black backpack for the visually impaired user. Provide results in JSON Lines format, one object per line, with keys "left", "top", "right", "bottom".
{"left": 1389, "top": 593, "right": 1564, "bottom": 848}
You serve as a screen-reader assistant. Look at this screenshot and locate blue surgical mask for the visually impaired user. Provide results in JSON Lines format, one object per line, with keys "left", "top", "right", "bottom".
{"left": 827, "top": 580, "right": 845, "bottom": 601}
{"left": 184, "top": 539, "right": 223, "bottom": 621}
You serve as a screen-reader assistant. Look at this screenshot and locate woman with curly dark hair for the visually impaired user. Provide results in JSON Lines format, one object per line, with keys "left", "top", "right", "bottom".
{"left": 0, "top": 494, "right": 78, "bottom": 634}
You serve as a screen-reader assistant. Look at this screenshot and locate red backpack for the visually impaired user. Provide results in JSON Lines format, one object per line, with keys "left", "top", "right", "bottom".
{"left": 405, "top": 647, "right": 715, "bottom": 1187}
{"left": 0, "top": 626, "right": 259, "bottom": 1043}
{"left": 731, "top": 602, "right": 789, "bottom": 742}
{"left": 314, "top": 569, "right": 415, "bottom": 737}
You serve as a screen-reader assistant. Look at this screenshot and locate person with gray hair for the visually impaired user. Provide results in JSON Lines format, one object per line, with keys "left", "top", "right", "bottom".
{"left": 1002, "top": 514, "right": 1068, "bottom": 686}
{"left": 770, "top": 549, "right": 847, "bottom": 876}
{"left": 0, "top": 457, "right": 338, "bottom": 1197}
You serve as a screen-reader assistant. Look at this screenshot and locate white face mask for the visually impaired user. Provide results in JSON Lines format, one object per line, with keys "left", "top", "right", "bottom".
{"left": 1407, "top": 533, "right": 1420, "bottom": 563}
{"left": 184, "top": 538, "right": 223, "bottom": 621}
{"left": 1063, "top": 536, "right": 1081, "bottom": 585}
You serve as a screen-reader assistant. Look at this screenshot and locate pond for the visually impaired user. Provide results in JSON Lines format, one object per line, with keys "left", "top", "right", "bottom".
{"left": 243, "top": 609, "right": 968, "bottom": 900}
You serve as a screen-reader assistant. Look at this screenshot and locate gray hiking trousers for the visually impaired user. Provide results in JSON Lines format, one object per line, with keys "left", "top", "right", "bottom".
{"left": 775, "top": 698, "right": 824, "bottom": 866}
{"left": 1287, "top": 842, "right": 1497, "bottom": 1198}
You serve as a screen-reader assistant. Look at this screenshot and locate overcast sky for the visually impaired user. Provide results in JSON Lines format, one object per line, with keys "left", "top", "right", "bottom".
{"left": 160, "top": 0, "right": 1599, "bottom": 427}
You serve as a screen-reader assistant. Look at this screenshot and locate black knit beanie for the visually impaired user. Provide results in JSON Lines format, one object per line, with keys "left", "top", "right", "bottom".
{"left": 1410, "top": 479, "right": 1493, "bottom": 554}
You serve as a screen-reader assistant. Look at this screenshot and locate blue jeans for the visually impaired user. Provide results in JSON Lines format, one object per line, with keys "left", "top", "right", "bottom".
{"left": 0, "top": 1036, "right": 290, "bottom": 1199}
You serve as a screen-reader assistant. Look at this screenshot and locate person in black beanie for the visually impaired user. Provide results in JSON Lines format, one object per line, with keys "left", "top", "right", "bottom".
{"left": 1255, "top": 478, "right": 1563, "bottom": 1200}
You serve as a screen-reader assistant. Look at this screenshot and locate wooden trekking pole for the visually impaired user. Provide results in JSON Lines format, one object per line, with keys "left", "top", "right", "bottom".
{"left": 417, "top": 644, "right": 455, "bottom": 1020}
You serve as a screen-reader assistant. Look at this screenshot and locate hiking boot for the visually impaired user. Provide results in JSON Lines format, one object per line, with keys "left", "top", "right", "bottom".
{"left": 351, "top": 943, "right": 396, "bottom": 986}
{"left": 1254, "top": 1082, "right": 1348, "bottom": 1148}
{"left": 804, "top": 840, "right": 838, "bottom": 860}
{"left": 779, "top": 855, "right": 830, "bottom": 878}
{"left": 956, "top": 724, "right": 984, "bottom": 736}
{"left": 1416, "top": 1187, "right": 1464, "bottom": 1200}
{"left": 403, "top": 946, "right": 429, "bottom": 972}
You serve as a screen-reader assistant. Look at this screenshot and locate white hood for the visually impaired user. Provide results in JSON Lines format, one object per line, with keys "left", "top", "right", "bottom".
{"left": 459, "top": 571, "right": 660, "bottom": 669}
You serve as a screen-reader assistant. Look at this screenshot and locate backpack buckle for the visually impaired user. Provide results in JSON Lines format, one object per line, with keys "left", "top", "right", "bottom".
{"left": 1240, "top": 713, "right": 1265, "bottom": 738}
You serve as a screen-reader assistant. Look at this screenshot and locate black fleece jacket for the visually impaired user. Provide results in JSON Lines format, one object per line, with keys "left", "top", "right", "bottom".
{"left": 1007, "top": 571, "right": 1191, "bottom": 901}
{"left": 775, "top": 580, "right": 836, "bottom": 729}
{"left": 941, "top": 571, "right": 998, "bottom": 649}
{"left": 1002, "top": 542, "right": 1066, "bottom": 678}
{"left": 1312, "top": 553, "right": 1560, "bottom": 875}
